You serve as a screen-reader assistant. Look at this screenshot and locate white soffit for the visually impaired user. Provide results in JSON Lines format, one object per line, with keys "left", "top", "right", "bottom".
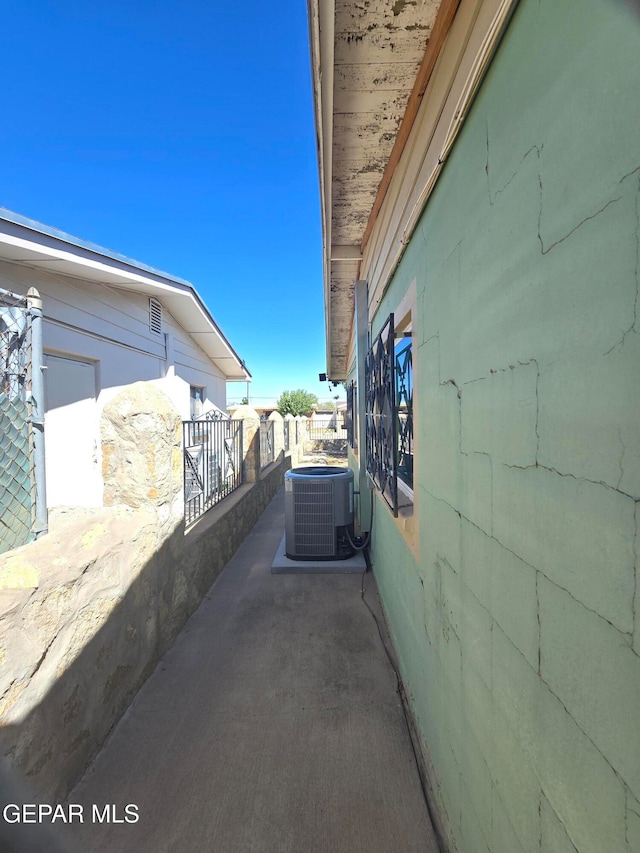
{"left": 364, "top": 0, "right": 519, "bottom": 316}
{"left": 313, "top": 0, "right": 517, "bottom": 378}
{"left": 331, "top": 0, "right": 442, "bottom": 248}
{"left": 311, "top": 0, "right": 442, "bottom": 379}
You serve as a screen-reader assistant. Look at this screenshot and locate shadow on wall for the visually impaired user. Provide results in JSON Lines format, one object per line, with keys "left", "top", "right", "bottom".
{"left": 0, "top": 383, "right": 289, "bottom": 851}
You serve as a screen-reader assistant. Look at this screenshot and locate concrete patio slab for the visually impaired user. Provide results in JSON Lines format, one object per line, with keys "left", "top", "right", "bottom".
{"left": 66, "top": 488, "right": 439, "bottom": 853}
{"left": 270, "top": 533, "right": 367, "bottom": 573}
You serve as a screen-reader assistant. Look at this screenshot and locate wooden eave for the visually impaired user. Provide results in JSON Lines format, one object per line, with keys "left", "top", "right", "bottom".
{"left": 310, "top": 0, "right": 517, "bottom": 380}
{"left": 309, "top": 0, "right": 448, "bottom": 380}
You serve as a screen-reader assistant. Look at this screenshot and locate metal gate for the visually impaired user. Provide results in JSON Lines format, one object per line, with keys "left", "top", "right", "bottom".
{"left": 183, "top": 417, "right": 243, "bottom": 526}
{"left": 0, "top": 287, "right": 46, "bottom": 554}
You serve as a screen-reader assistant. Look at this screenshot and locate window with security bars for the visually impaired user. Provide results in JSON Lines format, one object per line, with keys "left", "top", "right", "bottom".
{"left": 365, "top": 312, "right": 413, "bottom": 516}
{"left": 395, "top": 334, "right": 413, "bottom": 489}
{"left": 190, "top": 385, "right": 204, "bottom": 419}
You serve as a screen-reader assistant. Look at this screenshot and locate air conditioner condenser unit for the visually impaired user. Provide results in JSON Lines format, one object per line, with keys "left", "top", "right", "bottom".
{"left": 284, "top": 466, "right": 354, "bottom": 560}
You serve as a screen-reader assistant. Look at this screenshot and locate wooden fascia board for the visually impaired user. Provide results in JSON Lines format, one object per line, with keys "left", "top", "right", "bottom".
{"left": 363, "top": 0, "right": 520, "bottom": 317}
{"left": 360, "top": 0, "right": 462, "bottom": 253}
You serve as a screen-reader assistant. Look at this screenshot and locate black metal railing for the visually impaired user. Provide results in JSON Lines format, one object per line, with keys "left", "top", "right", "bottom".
{"left": 260, "top": 420, "right": 274, "bottom": 467}
{"left": 183, "top": 418, "right": 243, "bottom": 526}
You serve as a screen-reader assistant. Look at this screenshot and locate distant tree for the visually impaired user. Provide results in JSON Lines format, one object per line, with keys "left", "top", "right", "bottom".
{"left": 240, "top": 396, "right": 248, "bottom": 405}
{"left": 319, "top": 400, "right": 337, "bottom": 411}
{"left": 277, "top": 389, "right": 318, "bottom": 417}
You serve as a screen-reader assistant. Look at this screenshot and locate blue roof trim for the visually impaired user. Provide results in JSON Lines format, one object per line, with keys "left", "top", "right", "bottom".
{"left": 0, "top": 206, "right": 192, "bottom": 287}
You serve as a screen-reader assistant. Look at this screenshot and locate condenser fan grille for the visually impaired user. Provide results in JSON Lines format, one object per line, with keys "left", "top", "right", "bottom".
{"left": 284, "top": 466, "right": 354, "bottom": 560}
{"left": 292, "top": 480, "right": 335, "bottom": 556}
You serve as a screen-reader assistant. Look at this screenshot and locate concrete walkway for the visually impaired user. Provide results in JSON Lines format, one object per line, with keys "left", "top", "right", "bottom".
{"left": 67, "top": 489, "right": 439, "bottom": 853}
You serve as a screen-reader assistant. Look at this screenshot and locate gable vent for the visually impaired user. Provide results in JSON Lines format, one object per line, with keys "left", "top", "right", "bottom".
{"left": 149, "top": 298, "right": 162, "bottom": 334}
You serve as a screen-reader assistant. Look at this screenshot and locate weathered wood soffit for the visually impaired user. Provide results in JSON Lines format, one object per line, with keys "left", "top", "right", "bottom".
{"left": 308, "top": 0, "right": 450, "bottom": 379}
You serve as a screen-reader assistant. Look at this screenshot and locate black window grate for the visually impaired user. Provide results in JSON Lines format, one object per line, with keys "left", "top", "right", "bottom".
{"left": 364, "top": 312, "right": 414, "bottom": 515}
{"left": 365, "top": 313, "right": 398, "bottom": 515}
{"left": 395, "top": 338, "right": 413, "bottom": 489}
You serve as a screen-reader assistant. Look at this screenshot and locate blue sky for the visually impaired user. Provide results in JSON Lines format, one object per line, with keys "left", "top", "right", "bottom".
{"left": 1, "top": 0, "right": 338, "bottom": 406}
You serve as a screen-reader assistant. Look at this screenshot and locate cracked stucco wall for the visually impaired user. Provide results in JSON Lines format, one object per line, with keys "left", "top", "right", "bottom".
{"left": 366, "top": 0, "right": 640, "bottom": 851}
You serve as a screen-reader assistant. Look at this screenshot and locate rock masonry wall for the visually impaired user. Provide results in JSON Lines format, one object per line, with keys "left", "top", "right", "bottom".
{"left": 0, "top": 383, "right": 293, "bottom": 802}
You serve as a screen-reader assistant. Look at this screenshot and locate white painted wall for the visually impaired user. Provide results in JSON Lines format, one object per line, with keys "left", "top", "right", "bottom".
{"left": 0, "top": 258, "right": 228, "bottom": 508}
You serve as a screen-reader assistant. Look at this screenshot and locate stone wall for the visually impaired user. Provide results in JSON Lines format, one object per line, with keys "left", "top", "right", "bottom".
{"left": 0, "top": 386, "right": 300, "bottom": 803}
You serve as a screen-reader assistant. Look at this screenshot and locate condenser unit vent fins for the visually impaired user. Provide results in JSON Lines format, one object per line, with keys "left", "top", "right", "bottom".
{"left": 284, "top": 466, "right": 354, "bottom": 561}
{"left": 149, "top": 298, "right": 162, "bottom": 334}
{"left": 293, "top": 479, "right": 335, "bottom": 557}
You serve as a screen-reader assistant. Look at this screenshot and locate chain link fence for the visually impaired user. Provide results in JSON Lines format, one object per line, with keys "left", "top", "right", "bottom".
{"left": 0, "top": 287, "right": 46, "bottom": 554}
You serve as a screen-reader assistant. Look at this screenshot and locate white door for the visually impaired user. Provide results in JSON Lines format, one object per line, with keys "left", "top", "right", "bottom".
{"left": 44, "top": 354, "right": 101, "bottom": 507}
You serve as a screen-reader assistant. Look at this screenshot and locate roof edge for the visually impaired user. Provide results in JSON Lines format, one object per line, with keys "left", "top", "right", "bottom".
{"left": 0, "top": 207, "right": 251, "bottom": 382}
{"left": 0, "top": 207, "right": 191, "bottom": 287}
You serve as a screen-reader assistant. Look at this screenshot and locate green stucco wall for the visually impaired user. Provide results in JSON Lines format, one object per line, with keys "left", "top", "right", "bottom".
{"left": 365, "top": 1, "right": 640, "bottom": 851}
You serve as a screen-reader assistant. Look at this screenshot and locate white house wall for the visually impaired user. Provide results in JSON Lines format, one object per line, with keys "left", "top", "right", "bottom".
{"left": 167, "top": 311, "right": 227, "bottom": 418}
{"left": 0, "top": 259, "right": 227, "bottom": 507}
